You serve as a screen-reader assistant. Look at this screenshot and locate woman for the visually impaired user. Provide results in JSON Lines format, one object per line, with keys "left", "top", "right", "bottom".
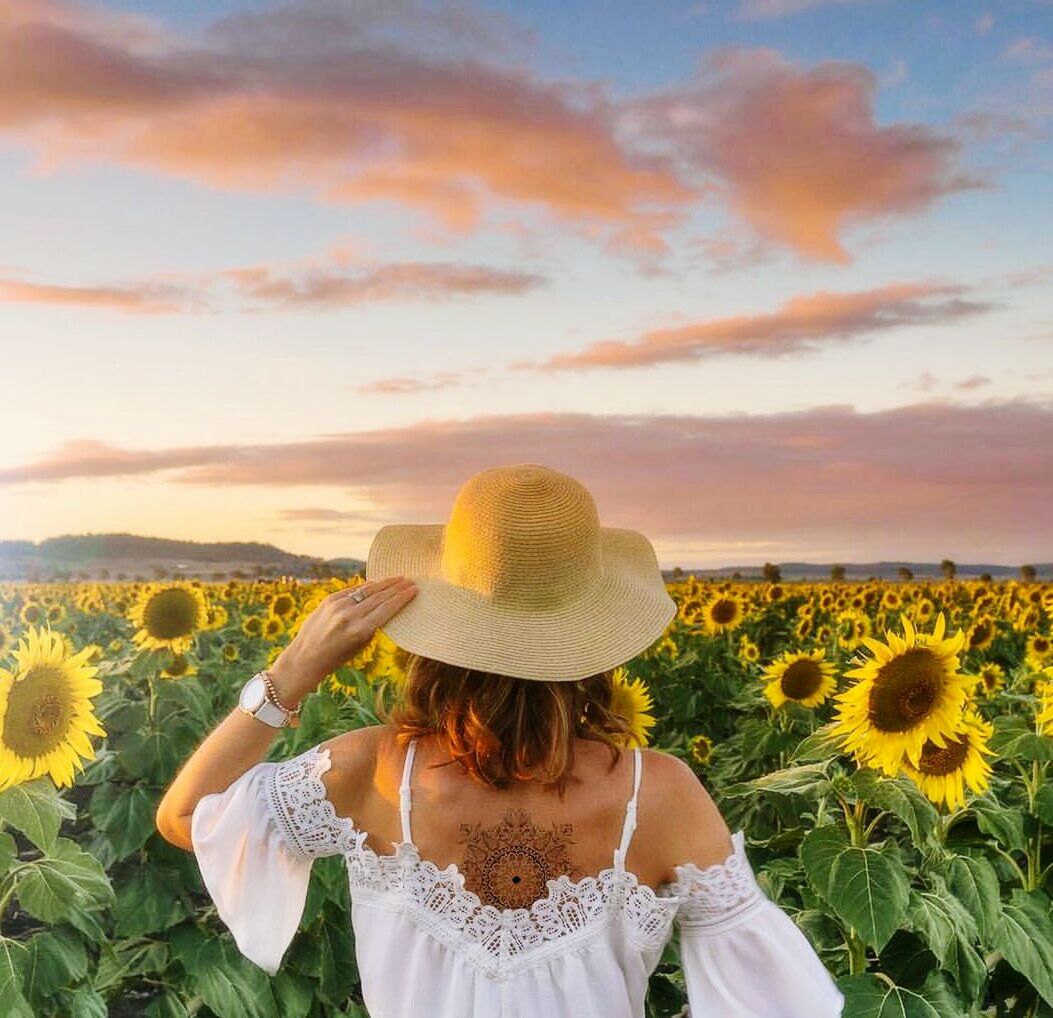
{"left": 156, "top": 463, "right": 844, "bottom": 1017}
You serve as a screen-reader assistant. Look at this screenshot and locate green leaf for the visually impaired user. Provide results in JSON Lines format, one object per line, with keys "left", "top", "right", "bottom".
{"left": 115, "top": 725, "right": 195, "bottom": 784}
{"left": 826, "top": 842, "right": 910, "bottom": 952}
{"left": 969, "top": 796, "right": 1027, "bottom": 853}
{"left": 0, "top": 937, "right": 32, "bottom": 1018}
{"left": 850, "top": 769, "right": 939, "bottom": 844}
{"left": 904, "top": 875, "right": 985, "bottom": 1000}
{"left": 113, "top": 864, "right": 191, "bottom": 936}
{"left": 89, "top": 783, "right": 156, "bottom": 858}
{"left": 943, "top": 853, "right": 1001, "bottom": 944}
{"left": 0, "top": 831, "right": 17, "bottom": 873}
{"left": 22, "top": 928, "right": 89, "bottom": 998}
{"left": 800, "top": 823, "right": 850, "bottom": 900}
{"left": 194, "top": 940, "right": 279, "bottom": 1018}
{"left": 0, "top": 779, "right": 74, "bottom": 853}
{"left": 838, "top": 972, "right": 949, "bottom": 1017}
{"left": 1035, "top": 785, "right": 1053, "bottom": 826}
{"left": 64, "top": 986, "right": 108, "bottom": 1018}
{"left": 788, "top": 722, "right": 846, "bottom": 764}
{"left": 987, "top": 715, "right": 1053, "bottom": 762}
{"left": 722, "top": 763, "right": 832, "bottom": 799}
{"left": 144, "top": 988, "right": 190, "bottom": 1018}
{"left": 15, "top": 837, "right": 114, "bottom": 923}
{"left": 992, "top": 889, "right": 1053, "bottom": 1008}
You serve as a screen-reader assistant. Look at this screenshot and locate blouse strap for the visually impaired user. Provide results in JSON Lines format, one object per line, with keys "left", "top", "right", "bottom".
{"left": 614, "top": 746, "right": 642, "bottom": 873}
{"left": 399, "top": 738, "right": 417, "bottom": 845}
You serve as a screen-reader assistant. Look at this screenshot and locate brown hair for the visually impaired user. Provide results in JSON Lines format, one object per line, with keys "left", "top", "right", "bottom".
{"left": 374, "top": 653, "right": 638, "bottom": 797}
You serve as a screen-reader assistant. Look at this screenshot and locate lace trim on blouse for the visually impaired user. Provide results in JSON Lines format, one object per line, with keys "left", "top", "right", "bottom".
{"left": 263, "top": 743, "right": 765, "bottom": 973}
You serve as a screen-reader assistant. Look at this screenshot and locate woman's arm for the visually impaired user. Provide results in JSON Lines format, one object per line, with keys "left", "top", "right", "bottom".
{"left": 154, "top": 576, "right": 418, "bottom": 849}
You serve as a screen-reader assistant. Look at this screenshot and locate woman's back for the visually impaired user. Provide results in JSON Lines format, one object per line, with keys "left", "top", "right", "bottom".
{"left": 191, "top": 724, "right": 845, "bottom": 1016}
{"left": 337, "top": 726, "right": 676, "bottom": 903}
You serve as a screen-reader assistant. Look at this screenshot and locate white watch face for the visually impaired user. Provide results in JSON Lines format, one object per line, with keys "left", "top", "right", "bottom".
{"left": 240, "top": 675, "right": 266, "bottom": 712}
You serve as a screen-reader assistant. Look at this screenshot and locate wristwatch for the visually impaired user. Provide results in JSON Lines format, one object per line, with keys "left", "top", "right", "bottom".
{"left": 238, "top": 670, "right": 296, "bottom": 728}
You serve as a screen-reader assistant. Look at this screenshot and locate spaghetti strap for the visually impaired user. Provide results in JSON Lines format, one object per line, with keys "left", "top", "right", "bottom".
{"left": 614, "top": 747, "right": 642, "bottom": 873}
{"left": 399, "top": 738, "right": 417, "bottom": 846}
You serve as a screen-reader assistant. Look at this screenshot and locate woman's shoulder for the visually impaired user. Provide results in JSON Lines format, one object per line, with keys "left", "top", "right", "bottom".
{"left": 636, "top": 747, "right": 736, "bottom": 883}
{"left": 314, "top": 724, "right": 391, "bottom": 818}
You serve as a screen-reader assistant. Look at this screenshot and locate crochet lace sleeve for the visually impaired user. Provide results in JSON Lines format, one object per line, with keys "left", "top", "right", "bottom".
{"left": 669, "top": 829, "right": 844, "bottom": 1017}
{"left": 190, "top": 744, "right": 357, "bottom": 975}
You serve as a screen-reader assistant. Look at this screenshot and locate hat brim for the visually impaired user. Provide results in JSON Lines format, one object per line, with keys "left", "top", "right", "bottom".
{"left": 365, "top": 524, "right": 677, "bottom": 681}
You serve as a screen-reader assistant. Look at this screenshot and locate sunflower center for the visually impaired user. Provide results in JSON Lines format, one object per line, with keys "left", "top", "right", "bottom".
{"left": 868, "top": 647, "right": 944, "bottom": 733}
{"left": 3, "top": 666, "right": 74, "bottom": 755}
{"left": 781, "top": 660, "right": 823, "bottom": 699}
{"left": 144, "top": 589, "right": 199, "bottom": 640}
{"left": 916, "top": 733, "right": 970, "bottom": 775}
{"left": 970, "top": 623, "right": 991, "bottom": 646}
{"left": 710, "top": 599, "right": 737, "bottom": 624}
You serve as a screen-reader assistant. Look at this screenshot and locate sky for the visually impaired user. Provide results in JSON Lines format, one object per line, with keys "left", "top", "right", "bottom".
{"left": 2, "top": 0, "right": 1052, "bottom": 568}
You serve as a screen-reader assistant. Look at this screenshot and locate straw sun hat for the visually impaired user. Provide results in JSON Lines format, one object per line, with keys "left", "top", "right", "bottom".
{"left": 364, "top": 463, "right": 677, "bottom": 682}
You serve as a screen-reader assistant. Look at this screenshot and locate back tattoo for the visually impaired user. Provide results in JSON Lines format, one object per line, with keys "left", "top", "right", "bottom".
{"left": 458, "top": 808, "right": 579, "bottom": 909}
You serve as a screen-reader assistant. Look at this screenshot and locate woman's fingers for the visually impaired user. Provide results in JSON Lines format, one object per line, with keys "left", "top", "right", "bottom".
{"left": 359, "top": 578, "right": 418, "bottom": 623}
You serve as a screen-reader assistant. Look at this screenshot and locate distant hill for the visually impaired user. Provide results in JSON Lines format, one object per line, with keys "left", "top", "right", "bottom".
{"left": 0, "top": 534, "right": 365, "bottom": 582}
{"left": 0, "top": 534, "right": 1046, "bottom": 582}
{"left": 663, "top": 561, "right": 1052, "bottom": 581}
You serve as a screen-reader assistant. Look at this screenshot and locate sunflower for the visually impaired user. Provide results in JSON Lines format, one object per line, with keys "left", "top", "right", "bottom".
{"left": 128, "top": 582, "right": 210, "bottom": 655}
{"left": 370, "top": 631, "right": 413, "bottom": 690}
{"left": 241, "top": 614, "right": 265, "bottom": 639}
{"left": 836, "top": 611, "right": 871, "bottom": 652}
{"left": 0, "top": 623, "right": 13, "bottom": 659}
{"left": 609, "top": 667, "right": 656, "bottom": 748}
{"left": 700, "top": 592, "right": 746, "bottom": 635}
{"left": 1037, "top": 667, "right": 1053, "bottom": 736}
{"left": 881, "top": 589, "right": 902, "bottom": 611}
{"left": 761, "top": 648, "right": 837, "bottom": 709}
{"left": 795, "top": 617, "right": 814, "bottom": 641}
{"left": 738, "top": 636, "right": 761, "bottom": 664}
{"left": 268, "top": 592, "right": 297, "bottom": 619}
{"left": 965, "top": 615, "right": 996, "bottom": 653}
{"left": 899, "top": 705, "right": 996, "bottom": 810}
{"left": 20, "top": 602, "right": 45, "bottom": 627}
{"left": 221, "top": 642, "right": 239, "bottom": 662}
{"left": 0, "top": 626, "right": 106, "bottom": 791}
{"left": 160, "top": 653, "right": 197, "bottom": 679}
{"left": 689, "top": 732, "right": 713, "bottom": 765}
{"left": 831, "top": 612, "right": 975, "bottom": 775}
{"left": 976, "top": 662, "right": 1006, "bottom": 698}
{"left": 1025, "top": 633, "right": 1052, "bottom": 670}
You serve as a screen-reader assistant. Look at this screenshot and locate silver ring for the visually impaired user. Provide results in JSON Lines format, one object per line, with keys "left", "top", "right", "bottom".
{"left": 348, "top": 587, "right": 370, "bottom": 603}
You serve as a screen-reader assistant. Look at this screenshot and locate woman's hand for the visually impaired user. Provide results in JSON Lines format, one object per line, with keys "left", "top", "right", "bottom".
{"left": 269, "top": 576, "right": 419, "bottom": 705}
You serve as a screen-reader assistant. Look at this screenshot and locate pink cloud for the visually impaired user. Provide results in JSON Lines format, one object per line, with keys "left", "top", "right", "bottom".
{"left": 621, "top": 49, "right": 989, "bottom": 262}
{"left": 5, "top": 400, "right": 1051, "bottom": 562}
{"left": 0, "top": 1, "right": 694, "bottom": 253}
{"left": 224, "top": 262, "right": 544, "bottom": 308}
{"left": 0, "top": 276, "right": 202, "bottom": 313}
{"left": 734, "top": 0, "right": 865, "bottom": 20}
{"left": 510, "top": 280, "right": 997, "bottom": 373}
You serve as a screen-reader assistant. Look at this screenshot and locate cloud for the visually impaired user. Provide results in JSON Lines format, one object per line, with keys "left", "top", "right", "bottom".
{"left": 0, "top": 259, "right": 545, "bottom": 314}
{"left": 509, "top": 280, "right": 997, "bottom": 373}
{"left": 224, "top": 262, "right": 544, "bottom": 308}
{"left": 619, "top": 49, "right": 989, "bottom": 262}
{"left": 0, "top": 0, "right": 694, "bottom": 254}
{"left": 354, "top": 372, "right": 468, "bottom": 394}
{"left": 5, "top": 400, "right": 1052, "bottom": 561}
{"left": 733, "top": 0, "right": 865, "bottom": 20}
{"left": 0, "top": 276, "right": 203, "bottom": 313}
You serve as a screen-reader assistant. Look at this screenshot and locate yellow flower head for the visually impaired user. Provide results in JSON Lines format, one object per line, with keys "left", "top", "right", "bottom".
{"left": 0, "top": 625, "right": 106, "bottom": 791}
{"left": 761, "top": 648, "right": 837, "bottom": 709}
{"left": 609, "top": 667, "right": 656, "bottom": 748}
{"left": 689, "top": 732, "right": 713, "bottom": 765}
{"left": 899, "top": 705, "right": 996, "bottom": 810}
{"left": 700, "top": 592, "right": 747, "bottom": 635}
{"left": 128, "top": 582, "right": 210, "bottom": 655}
{"left": 832, "top": 612, "right": 976, "bottom": 775}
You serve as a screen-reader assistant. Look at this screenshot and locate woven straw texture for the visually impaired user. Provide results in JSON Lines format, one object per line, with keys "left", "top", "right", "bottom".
{"left": 365, "top": 464, "right": 677, "bottom": 681}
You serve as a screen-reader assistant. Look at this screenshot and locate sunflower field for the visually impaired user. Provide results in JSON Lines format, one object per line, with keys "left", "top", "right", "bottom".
{"left": 1, "top": 575, "right": 1052, "bottom": 1017}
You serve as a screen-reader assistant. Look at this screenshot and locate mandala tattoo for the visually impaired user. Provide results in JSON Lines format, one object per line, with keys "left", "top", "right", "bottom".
{"left": 458, "top": 808, "right": 578, "bottom": 909}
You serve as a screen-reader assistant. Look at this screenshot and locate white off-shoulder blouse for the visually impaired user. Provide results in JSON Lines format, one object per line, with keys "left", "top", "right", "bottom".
{"left": 190, "top": 737, "right": 845, "bottom": 1017}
